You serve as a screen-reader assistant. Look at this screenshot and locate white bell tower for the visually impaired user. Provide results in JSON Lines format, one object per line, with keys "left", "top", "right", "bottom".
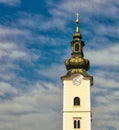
{"left": 61, "top": 15, "right": 93, "bottom": 130}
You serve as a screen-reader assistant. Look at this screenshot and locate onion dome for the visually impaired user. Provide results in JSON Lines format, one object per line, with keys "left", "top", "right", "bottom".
{"left": 64, "top": 13, "right": 90, "bottom": 77}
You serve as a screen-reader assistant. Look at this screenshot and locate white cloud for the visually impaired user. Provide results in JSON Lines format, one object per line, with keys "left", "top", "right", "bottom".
{"left": 15, "top": 12, "right": 67, "bottom": 31}
{"left": 0, "top": 82, "right": 18, "bottom": 97}
{"left": 9, "top": 49, "right": 30, "bottom": 59}
{"left": 0, "top": 0, "right": 118, "bottom": 130}
{"left": 85, "top": 44, "right": 119, "bottom": 66}
{"left": 0, "top": 0, "right": 21, "bottom": 6}
{"left": 92, "top": 92, "right": 119, "bottom": 130}
{"left": 50, "top": 0, "right": 119, "bottom": 16}
{"left": 0, "top": 41, "right": 33, "bottom": 60}
{"left": 0, "top": 42, "right": 17, "bottom": 49}
{"left": 91, "top": 69, "right": 119, "bottom": 130}
{"left": 0, "top": 81, "right": 62, "bottom": 130}
{"left": 97, "top": 25, "right": 119, "bottom": 36}
{"left": 41, "top": 17, "right": 67, "bottom": 31}
{"left": 0, "top": 25, "right": 39, "bottom": 61}
{"left": 38, "top": 63, "right": 66, "bottom": 82}
{"left": 0, "top": 25, "right": 30, "bottom": 38}
{"left": 0, "top": 25, "right": 39, "bottom": 83}
{"left": 15, "top": 13, "right": 44, "bottom": 29}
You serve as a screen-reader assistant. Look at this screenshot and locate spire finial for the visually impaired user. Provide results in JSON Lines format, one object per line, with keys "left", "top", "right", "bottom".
{"left": 75, "top": 13, "right": 79, "bottom": 32}
{"left": 76, "top": 13, "right": 79, "bottom": 23}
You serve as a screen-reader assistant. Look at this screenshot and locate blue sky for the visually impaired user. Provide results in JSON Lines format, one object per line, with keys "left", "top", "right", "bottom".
{"left": 0, "top": 0, "right": 119, "bottom": 130}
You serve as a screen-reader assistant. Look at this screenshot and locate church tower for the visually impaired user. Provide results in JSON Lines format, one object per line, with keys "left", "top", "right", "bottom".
{"left": 61, "top": 14, "right": 93, "bottom": 130}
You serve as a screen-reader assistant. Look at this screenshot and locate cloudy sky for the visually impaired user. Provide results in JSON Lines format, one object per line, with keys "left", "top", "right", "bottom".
{"left": 0, "top": 0, "right": 119, "bottom": 130}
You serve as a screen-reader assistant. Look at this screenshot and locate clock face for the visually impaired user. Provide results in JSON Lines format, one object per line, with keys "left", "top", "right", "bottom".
{"left": 73, "top": 77, "right": 81, "bottom": 86}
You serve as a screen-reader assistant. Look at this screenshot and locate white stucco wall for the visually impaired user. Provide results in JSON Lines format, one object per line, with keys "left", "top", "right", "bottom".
{"left": 62, "top": 74, "right": 91, "bottom": 130}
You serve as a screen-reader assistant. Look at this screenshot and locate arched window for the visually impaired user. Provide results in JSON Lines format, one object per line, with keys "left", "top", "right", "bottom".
{"left": 74, "top": 97, "right": 80, "bottom": 105}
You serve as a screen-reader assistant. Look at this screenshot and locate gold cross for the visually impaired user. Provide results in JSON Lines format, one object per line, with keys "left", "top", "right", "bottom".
{"left": 76, "top": 13, "right": 79, "bottom": 21}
